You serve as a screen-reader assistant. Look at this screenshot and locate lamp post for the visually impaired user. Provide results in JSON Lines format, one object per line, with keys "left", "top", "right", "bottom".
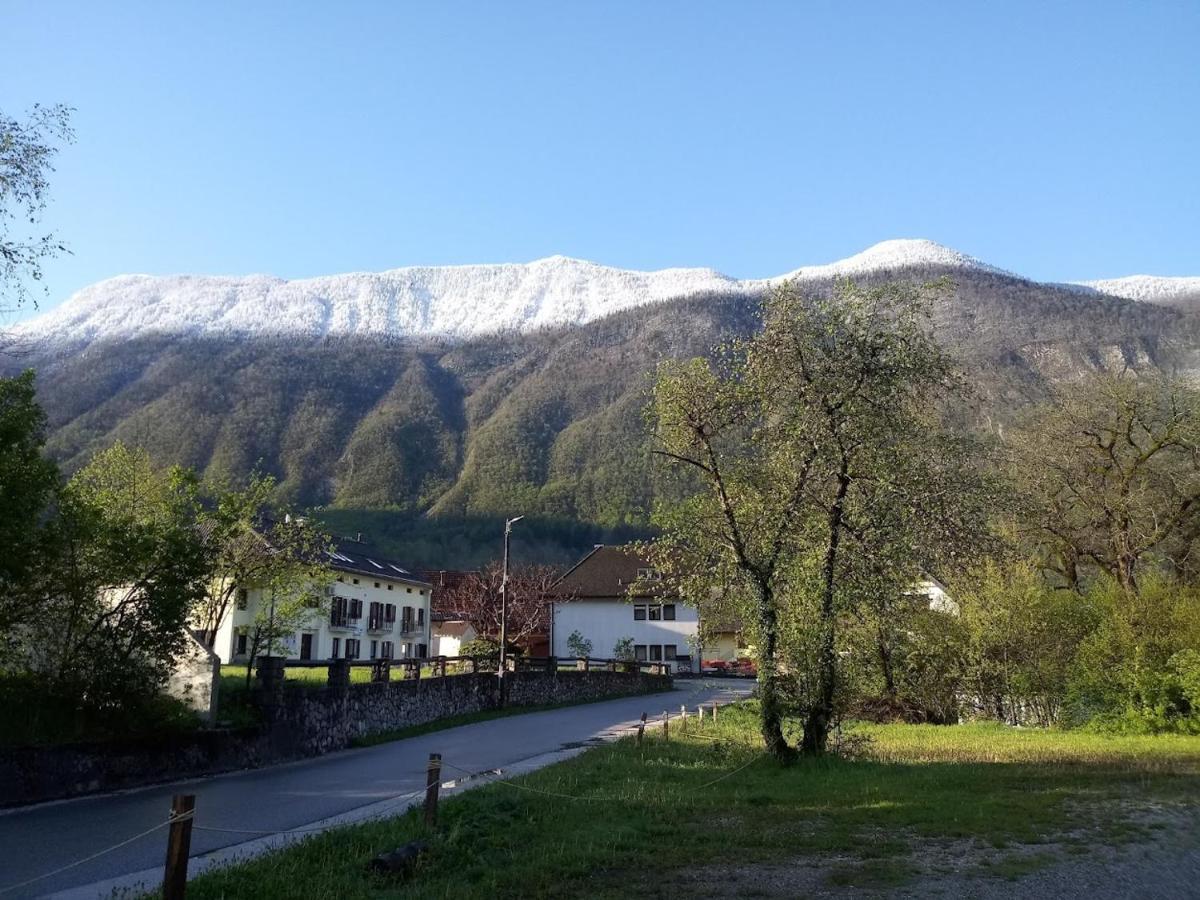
{"left": 498, "top": 515, "right": 524, "bottom": 686}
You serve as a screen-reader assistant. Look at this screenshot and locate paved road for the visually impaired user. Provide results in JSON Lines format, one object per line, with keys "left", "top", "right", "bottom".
{"left": 0, "top": 680, "right": 751, "bottom": 899}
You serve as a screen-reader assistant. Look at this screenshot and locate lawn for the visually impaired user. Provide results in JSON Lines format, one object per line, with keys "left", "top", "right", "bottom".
{"left": 179, "top": 702, "right": 1200, "bottom": 899}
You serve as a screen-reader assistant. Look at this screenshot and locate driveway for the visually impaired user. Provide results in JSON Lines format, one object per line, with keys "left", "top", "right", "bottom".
{"left": 0, "top": 679, "right": 751, "bottom": 899}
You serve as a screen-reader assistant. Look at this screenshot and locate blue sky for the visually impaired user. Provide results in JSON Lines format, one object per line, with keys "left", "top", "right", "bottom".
{"left": 4, "top": 1, "right": 1197, "bottom": 320}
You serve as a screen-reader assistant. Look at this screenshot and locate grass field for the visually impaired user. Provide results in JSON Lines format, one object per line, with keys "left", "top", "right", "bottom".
{"left": 179, "top": 702, "right": 1200, "bottom": 898}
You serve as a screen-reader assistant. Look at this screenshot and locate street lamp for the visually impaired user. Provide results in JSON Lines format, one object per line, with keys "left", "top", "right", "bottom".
{"left": 498, "top": 515, "right": 524, "bottom": 684}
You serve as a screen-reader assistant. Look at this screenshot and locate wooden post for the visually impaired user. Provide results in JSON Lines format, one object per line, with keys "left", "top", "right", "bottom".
{"left": 712, "top": 701, "right": 719, "bottom": 723}
{"left": 697, "top": 705, "right": 704, "bottom": 725}
{"left": 636, "top": 712, "right": 647, "bottom": 745}
{"left": 680, "top": 704, "right": 687, "bottom": 731}
{"left": 424, "top": 753, "right": 442, "bottom": 826}
{"left": 163, "top": 794, "right": 195, "bottom": 900}
{"left": 662, "top": 711, "right": 669, "bottom": 741}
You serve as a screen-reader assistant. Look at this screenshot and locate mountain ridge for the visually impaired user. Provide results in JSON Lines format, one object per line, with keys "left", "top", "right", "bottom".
{"left": 20, "top": 238, "right": 1195, "bottom": 349}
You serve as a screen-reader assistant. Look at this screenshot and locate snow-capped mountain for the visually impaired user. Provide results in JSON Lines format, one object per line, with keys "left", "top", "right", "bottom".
{"left": 1072, "top": 276, "right": 1200, "bottom": 309}
{"left": 13, "top": 238, "right": 1195, "bottom": 348}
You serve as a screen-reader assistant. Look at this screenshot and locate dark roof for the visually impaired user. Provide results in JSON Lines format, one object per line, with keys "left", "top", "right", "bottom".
{"left": 554, "top": 545, "right": 661, "bottom": 600}
{"left": 327, "top": 538, "right": 430, "bottom": 586}
{"left": 422, "top": 570, "right": 477, "bottom": 619}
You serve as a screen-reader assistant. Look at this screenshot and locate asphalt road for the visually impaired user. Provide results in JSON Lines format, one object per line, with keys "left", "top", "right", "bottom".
{"left": 0, "top": 679, "right": 751, "bottom": 899}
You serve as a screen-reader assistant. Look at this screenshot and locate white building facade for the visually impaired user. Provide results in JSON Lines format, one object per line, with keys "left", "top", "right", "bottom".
{"left": 550, "top": 546, "right": 701, "bottom": 673}
{"left": 212, "top": 542, "right": 433, "bottom": 664}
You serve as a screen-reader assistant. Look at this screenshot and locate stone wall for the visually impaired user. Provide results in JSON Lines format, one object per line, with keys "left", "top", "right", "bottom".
{"left": 0, "top": 667, "right": 671, "bottom": 807}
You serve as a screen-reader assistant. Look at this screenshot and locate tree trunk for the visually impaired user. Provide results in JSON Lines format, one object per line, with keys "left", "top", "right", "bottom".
{"left": 877, "top": 637, "right": 896, "bottom": 698}
{"left": 803, "top": 467, "right": 850, "bottom": 755}
{"left": 755, "top": 590, "right": 793, "bottom": 761}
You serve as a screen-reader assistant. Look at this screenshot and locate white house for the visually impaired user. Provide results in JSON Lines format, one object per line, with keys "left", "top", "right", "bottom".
{"left": 551, "top": 545, "right": 703, "bottom": 673}
{"left": 212, "top": 538, "right": 433, "bottom": 664}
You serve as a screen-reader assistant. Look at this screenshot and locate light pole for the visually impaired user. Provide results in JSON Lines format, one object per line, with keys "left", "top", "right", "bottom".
{"left": 498, "top": 515, "right": 524, "bottom": 686}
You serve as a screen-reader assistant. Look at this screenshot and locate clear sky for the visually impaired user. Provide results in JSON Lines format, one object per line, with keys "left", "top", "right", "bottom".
{"left": 3, "top": 1, "right": 1197, "bottom": 321}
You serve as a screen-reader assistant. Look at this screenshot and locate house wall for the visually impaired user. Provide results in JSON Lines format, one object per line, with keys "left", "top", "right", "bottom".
{"left": 431, "top": 622, "right": 476, "bottom": 657}
{"left": 215, "top": 574, "right": 433, "bottom": 664}
{"left": 552, "top": 600, "right": 699, "bottom": 670}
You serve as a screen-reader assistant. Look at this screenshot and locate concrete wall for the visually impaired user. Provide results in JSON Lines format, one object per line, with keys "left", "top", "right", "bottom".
{"left": 0, "top": 667, "right": 671, "bottom": 807}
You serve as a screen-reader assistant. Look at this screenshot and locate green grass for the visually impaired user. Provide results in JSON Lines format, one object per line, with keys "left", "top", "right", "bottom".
{"left": 179, "top": 703, "right": 1200, "bottom": 899}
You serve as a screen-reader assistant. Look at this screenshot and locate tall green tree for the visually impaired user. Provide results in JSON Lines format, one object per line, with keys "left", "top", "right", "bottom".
{"left": 647, "top": 279, "right": 991, "bottom": 756}
{"left": 0, "top": 370, "right": 59, "bottom": 631}
{"left": 17, "top": 443, "right": 209, "bottom": 711}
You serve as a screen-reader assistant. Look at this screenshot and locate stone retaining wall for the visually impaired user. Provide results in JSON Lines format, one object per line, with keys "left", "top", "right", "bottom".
{"left": 0, "top": 668, "right": 671, "bottom": 807}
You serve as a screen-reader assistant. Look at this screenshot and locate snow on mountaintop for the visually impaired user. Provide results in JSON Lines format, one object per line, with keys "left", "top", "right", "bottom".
{"left": 15, "top": 239, "right": 1190, "bottom": 347}
{"left": 1072, "top": 275, "right": 1200, "bottom": 306}
{"left": 768, "top": 238, "right": 1013, "bottom": 283}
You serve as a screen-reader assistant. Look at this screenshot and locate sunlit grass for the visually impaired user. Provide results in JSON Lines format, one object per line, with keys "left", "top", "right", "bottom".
{"left": 180, "top": 702, "right": 1200, "bottom": 899}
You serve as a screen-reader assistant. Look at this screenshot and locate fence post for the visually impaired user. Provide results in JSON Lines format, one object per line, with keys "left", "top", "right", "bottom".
{"left": 680, "top": 705, "right": 687, "bottom": 731}
{"left": 438, "top": 655, "right": 447, "bottom": 678}
{"left": 662, "top": 711, "right": 669, "bottom": 741}
{"left": 327, "top": 658, "right": 350, "bottom": 690}
{"left": 712, "top": 701, "right": 719, "bottom": 723}
{"left": 424, "top": 753, "right": 442, "bottom": 826}
{"left": 697, "top": 705, "right": 704, "bottom": 725}
{"left": 636, "top": 712, "right": 646, "bottom": 745}
{"left": 163, "top": 794, "right": 195, "bottom": 900}
{"left": 546, "top": 655, "right": 557, "bottom": 674}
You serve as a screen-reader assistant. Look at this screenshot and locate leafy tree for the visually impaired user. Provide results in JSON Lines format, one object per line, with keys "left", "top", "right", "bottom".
{"left": 240, "top": 545, "right": 332, "bottom": 684}
{"left": 437, "top": 562, "right": 560, "bottom": 648}
{"left": 1, "top": 104, "right": 73, "bottom": 313}
{"left": 566, "top": 630, "right": 593, "bottom": 658}
{"left": 0, "top": 370, "right": 58, "bottom": 630}
{"left": 958, "top": 559, "right": 1100, "bottom": 726}
{"left": 13, "top": 443, "right": 209, "bottom": 712}
{"left": 1010, "top": 373, "right": 1200, "bottom": 594}
{"left": 612, "top": 636, "right": 635, "bottom": 661}
{"left": 647, "top": 279, "right": 991, "bottom": 757}
{"left": 193, "top": 472, "right": 332, "bottom": 649}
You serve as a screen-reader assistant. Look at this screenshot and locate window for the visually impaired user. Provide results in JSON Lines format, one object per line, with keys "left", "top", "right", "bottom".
{"left": 330, "top": 597, "right": 350, "bottom": 627}
{"left": 381, "top": 641, "right": 394, "bottom": 659}
{"left": 406, "top": 587, "right": 412, "bottom": 593}
{"left": 387, "top": 584, "right": 393, "bottom": 591}
{"left": 417, "top": 643, "right": 428, "bottom": 659}
{"left": 402, "top": 643, "right": 412, "bottom": 657}
{"left": 350, "top": 598, "right": 363, "bottom": 620}
{"left": 236, "top": 588, "right": 249, "bottom": 610}
{"left": 663, "top": 604, "right": 676, "bottom": 621}
{"left": 331, "top": 637, "right": 341, "bottom": 658}
{"left": 370, "top": 640, "right": 378, "bottom": 659}
{"left": 663, "top": 645, "right": 677, "bottom": 660}
{"left": 648, "top": 605, "right": 661, "bottom": 621}
{"left": 637, "top": 567, "right": 661, "bottom": 581}
{"left": 336, "top": 575, "right": 343, "bottom": 582}
{"left": 634, "top": 644, "right": 647, "bottom": 662}
{"left": 417, "top": 608, "right": 425, "bottom": 627}
{"left": 385, "top": 603, "right": 396, "bottom": 623}
{"left": 650, "top": 645, "right": 663, "bottom": 661}
{"left": 374, "top": 581, "right": 380, "bottom": 589}
{"left": 345, "top": 639, "right": 360, "bottom": 659}
{"left": 353, "top": 578, "right": 359, "bottom": 585}
{"left": 235, "top": 632, "right": 248, "bottom": 656}
{"left": 634, "top": 605, "right": 647, "bottom": 621}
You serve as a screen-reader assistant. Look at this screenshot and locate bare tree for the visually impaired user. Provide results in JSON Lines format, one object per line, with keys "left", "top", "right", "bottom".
{"left": 438, "top": 562, "right": 563, "bottom": 649}
{"left": 1010, "top": 372, "right": 1200, "bottom": 594}
{"left": 1, "top": 104, "right": 74, "bottom": 315}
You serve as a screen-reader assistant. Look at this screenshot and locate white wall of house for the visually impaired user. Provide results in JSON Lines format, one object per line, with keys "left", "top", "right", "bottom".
{"left": 430, "top": 621, "right": 477, "bottom": 658}
{"left": 552, "top": 599, "right": 699, "bottom": 671}
{"left": 212, "top": 571, "right": 433, "bottom": 664}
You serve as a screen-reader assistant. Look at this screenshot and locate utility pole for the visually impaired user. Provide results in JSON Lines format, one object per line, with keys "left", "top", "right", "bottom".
{"left": 498, "top": 515, "right": 524, "bottom": 694}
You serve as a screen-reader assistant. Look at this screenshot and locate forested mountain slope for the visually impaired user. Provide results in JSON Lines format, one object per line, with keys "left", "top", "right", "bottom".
{"left": 8, "top": 259, "right": 1195, "bottom": 565}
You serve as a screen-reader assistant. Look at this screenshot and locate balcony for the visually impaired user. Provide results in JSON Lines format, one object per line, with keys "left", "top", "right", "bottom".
{"left": 329, "top": 611, "right": 359, "bottom": 630}
{"left": 366, "top": 616, "right": 392, "bottom": 632}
